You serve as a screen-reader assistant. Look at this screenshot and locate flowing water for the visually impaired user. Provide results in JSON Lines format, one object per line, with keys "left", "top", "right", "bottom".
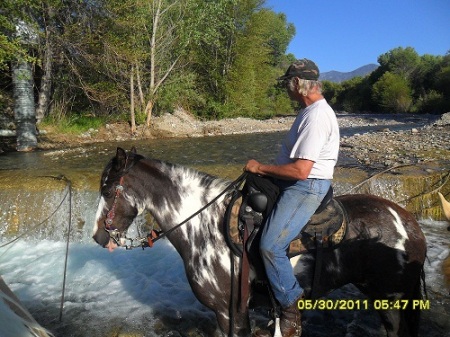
{"left": 0, "top": 130, "right": 449, "bottom": 337}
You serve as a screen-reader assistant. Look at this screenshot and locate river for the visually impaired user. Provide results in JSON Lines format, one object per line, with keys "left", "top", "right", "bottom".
{"left": 0, "top": 130, "right": 449, "bottom": 336}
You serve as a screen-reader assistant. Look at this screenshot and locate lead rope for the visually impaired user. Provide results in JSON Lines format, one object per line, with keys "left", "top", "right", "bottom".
{"left": 59, "top": 176, "right": 72, "bottom": 322}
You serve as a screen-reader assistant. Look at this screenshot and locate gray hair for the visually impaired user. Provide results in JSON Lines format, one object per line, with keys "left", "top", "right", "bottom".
{"left": 288, "top": 77, "right": 322, "bottom": 96}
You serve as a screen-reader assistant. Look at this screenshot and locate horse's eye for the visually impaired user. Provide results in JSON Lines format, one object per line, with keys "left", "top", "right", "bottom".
{"left": 101, "top": 187, "right": 112, "bottom": 198}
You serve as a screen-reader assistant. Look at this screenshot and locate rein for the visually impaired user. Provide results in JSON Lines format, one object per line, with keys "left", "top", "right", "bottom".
{"left": 105, "top": 172, "right": 248, "bottom": 250}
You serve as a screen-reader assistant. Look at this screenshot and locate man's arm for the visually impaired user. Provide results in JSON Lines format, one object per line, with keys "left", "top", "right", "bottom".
{"left": 245, "top": 158, "right": 314, "bottom": 181}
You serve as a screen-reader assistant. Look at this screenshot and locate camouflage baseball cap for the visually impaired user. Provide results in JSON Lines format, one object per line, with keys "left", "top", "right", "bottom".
{"left": 278, "top": 59, "right": 320, "bottom": 81}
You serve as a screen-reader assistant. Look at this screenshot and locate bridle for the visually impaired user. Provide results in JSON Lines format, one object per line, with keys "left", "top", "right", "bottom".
{"left": 103, "top": 170, "right": 248, "bottom": 250}
{"left": 104, "top": 176, "right": 127, "bottom": 246}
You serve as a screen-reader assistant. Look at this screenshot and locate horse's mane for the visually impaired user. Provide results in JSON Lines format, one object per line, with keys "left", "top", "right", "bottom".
{"left": 140, "top": 157, "right": 231, "bottom": 191}
{"left": 102, "top": 149, "right": 232, "bottom": 195}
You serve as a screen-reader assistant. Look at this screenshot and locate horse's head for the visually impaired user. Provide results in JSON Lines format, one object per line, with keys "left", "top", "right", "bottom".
{"left": 93, "top": 147, "right": 142, "bottom": 251}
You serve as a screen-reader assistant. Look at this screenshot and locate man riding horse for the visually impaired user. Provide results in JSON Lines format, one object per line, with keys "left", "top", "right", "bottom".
{"left": 244, "top": 59, "right": 340, "bottom": 337}
{"left": 93, "top": 61, "right": 426, "bottom": 337}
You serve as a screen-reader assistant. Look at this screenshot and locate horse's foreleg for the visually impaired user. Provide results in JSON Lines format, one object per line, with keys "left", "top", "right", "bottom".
{"left": 378, "top": 308, "right": 420, "bottom": 337}
{"left": 187, "top": 259, "right": 251, "bottom": 337}
{"left": 218, "top": 270, "right": 252, "bottom": 337}
{"left": 215, "top": 307, "right": 251, "bottom": 337}
{"left": 378, "top": 310, "right": 401, "bottom": 337}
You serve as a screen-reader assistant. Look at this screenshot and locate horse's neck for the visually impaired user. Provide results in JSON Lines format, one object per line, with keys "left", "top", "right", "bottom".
{"left": 141, "top": 162, "right": 229, "bottom": 249}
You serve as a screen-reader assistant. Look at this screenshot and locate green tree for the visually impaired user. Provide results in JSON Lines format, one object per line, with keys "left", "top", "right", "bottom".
{"left": 340, "top": 77, "right": 365, "bottom": 112}
{"left": 322, "top": 81, "right": 342, "bottom": 108}
{"left": 435, "top": 53, "right": 450, "bottom": 97}
{"left": 226, "top": 6, "right": 294, "bottom": 118}
{"left": 372, "top": 72, "right": 412, "bottom": 113}
{"left": 432, "top": 52, "right": 450, "bottom": 112}
{"left": 377, "top": 46, "right": 421, "bottom": 82}
{"left": 187, "top": 0, "right": 239, "bottom": 118}
{"left": 0, "top": 0, "right": 37, "bottom": 69}
{"left": 1, "top": 0, "right": 40, "bottom": 150}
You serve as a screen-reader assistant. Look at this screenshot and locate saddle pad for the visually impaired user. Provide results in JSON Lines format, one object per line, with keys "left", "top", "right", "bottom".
{"left": 225, "top": 193, "right": 347, "bottom": 256}
{"left": 289, "top": 199, "right": 347, "bottom": 256}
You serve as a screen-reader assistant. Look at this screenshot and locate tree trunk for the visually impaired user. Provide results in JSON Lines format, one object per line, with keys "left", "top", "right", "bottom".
{"left": 145, "top": 100, "right": 154, "bottom": 127}
{"left": 130, "top": 65, "right": 136, "bottom": 133}
{"left": 146, "top": 0, "right": 161, "bottom": 127}
{"left": 135, "top": 63, "right": 145, "bottom": 109}
{"left": 36, "top": 26, "right": 53, "bottom": 124}
{"left": 12, "top": 61, "right": 37, "bottom": 151}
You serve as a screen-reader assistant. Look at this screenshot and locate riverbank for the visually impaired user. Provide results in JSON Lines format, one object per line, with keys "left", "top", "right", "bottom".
{"left": 2, "top": 110, "right": 450, "bottom": 171}
{"left": 38, "top": 110, "right": 450, "bottom": 170}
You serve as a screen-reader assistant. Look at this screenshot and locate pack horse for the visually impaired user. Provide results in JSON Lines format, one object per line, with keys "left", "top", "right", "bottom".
{"left": 93, "top": 148, "right": 426, "bottom": 337}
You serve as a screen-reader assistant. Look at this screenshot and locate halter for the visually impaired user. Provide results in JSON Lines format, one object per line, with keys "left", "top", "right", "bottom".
{"left": 104, "top": 171, "right": 248, "bottom": 250}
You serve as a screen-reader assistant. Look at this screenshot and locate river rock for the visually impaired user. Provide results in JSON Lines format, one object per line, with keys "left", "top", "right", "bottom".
{"left": 435, "top": 112, "right": 450, "bottom": 126}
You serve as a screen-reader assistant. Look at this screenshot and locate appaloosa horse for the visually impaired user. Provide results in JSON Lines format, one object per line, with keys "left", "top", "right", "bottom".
{"left": 93, "top": 148, "right": 426, "bottom": 337}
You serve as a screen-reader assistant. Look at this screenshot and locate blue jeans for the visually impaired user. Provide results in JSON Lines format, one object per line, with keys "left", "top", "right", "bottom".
{"left": 259, "top": 178, "right": 331, "bottom": 308}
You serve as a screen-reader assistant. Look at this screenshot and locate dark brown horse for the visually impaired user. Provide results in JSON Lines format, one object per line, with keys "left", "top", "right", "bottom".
{"left": 93, "top": 148, "right": 426, "bottom": 337}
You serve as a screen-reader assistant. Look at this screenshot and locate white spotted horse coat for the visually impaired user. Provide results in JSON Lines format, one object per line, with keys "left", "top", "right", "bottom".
{"left": 93, "top": 148, "right": 427, "bottom": 337}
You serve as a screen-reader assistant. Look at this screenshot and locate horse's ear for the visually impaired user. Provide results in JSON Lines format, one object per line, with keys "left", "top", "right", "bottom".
{"left": 115, "top": 147, "right": 127, "bottom": 172}
{"left": 130, "top": 146, "right": 137, "bottom": 154}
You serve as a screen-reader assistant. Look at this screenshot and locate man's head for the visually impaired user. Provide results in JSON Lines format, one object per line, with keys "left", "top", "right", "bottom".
{"left": 278, "top": 59, "right": 320, "bottom": 82}
{"left": 279, "top": 59, "right": 322, "bottom": 99}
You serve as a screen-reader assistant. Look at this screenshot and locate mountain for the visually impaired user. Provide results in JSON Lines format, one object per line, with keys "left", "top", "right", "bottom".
{"left": 319, "top": 64, "right": 378, "bottom": 83}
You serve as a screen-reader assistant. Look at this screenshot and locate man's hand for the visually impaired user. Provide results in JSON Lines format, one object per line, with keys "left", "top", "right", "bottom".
{"left": 244, "top": 159, "right": 261, "bottom": 174}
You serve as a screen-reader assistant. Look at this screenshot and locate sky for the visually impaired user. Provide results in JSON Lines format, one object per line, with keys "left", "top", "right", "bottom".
{"left": 265, "top": 0, "right": 450, "bottom": 72}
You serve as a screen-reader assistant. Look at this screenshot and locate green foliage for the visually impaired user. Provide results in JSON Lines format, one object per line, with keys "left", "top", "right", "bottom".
{"left": 435, "top": 57, "right": 450, "bottom": 97}
{"left": 324, "top": 47, "right": 449, "bottom": 114}
{"left": 155, "top": 72, "right": 206, "bottom": 116}
{"left": 372, "top": 72, "right": 412, "bottom": 113}
{"left": 413, "top": 90, "right": 445, "bottom": 114}
{"left": 41, "top": 114, "right": 108, "bottom": 134}
{"left": 0, "top": 0, "right": 39, "bottom": 69}
{"left": 377, "top": 47, "right": 421, "bottom": 81}
{"left": 322, "top": 81, "right": 342, "bottom": 107}
{"left": 225, "top": 8, "right": 275, "bottom": 117}
{"left": 222, "top": 5, "right": 295, "bottom": 118}
{"left": 2, "top": 1, "right": 449, "bottom": 134}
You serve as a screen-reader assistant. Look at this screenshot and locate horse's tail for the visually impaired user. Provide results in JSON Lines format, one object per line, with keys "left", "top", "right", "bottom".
{"left": 420, "top": 266, "right": 428, "bottom": 300}
{"left": 402, "top": 266, "right": 426, "bottom": 337}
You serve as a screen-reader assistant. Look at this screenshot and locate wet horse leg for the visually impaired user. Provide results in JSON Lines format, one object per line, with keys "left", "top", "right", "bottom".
{"left": 378, "top": 310, "right": 401, "bottom": 337}
{"left": 214, "top": 307, "right": 251, "bottom": 337}
{"left": 378, "top": 308, "right": 420, "bottom": 337}
{"left": 186, "top": 264, "right": 251, "bottom": 337}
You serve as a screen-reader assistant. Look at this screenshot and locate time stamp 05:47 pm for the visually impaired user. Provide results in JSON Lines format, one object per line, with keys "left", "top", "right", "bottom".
{"left": 297, "top": 299, "right": 430, "bottom": 311}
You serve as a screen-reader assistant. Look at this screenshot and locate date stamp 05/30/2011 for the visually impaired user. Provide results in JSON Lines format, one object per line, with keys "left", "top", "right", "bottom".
{"left": 297, "top": 299, "right": 430, "bottom": 311}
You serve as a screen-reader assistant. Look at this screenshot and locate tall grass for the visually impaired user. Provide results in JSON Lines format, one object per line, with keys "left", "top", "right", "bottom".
{"left": 41, "top": 114, "right": 108, "bottom": 134}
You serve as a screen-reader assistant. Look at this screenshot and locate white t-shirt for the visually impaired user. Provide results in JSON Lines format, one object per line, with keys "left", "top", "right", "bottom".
{"left": 275, "top": 99, "right": 340, "bottom": 179}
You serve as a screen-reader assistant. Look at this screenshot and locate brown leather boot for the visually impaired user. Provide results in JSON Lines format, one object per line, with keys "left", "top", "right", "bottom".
{"left": 279, "top": 300, "right": 302, "bottom": 337}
